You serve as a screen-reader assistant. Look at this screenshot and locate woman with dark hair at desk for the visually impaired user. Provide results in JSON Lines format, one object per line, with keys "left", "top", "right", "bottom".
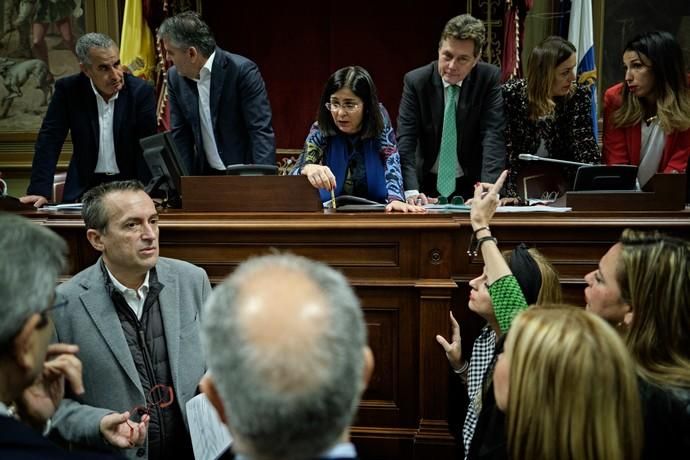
{"left": 502, "top": 36, "right": 600, "bottom": 201}
{"left": 603, "top": 31, "right": 690, "bottom": 187}
{"left": 293, "top": 66, "right": 424, "bottom": 212}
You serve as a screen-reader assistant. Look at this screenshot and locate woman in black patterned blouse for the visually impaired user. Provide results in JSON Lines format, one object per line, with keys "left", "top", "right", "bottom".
{"left": 502, "top": 36, "right": 600, "bottom": 199}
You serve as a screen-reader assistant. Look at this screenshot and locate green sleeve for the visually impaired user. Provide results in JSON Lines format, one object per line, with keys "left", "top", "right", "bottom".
{"left": 489, "top": 275, "right": 528, "bottom": 333}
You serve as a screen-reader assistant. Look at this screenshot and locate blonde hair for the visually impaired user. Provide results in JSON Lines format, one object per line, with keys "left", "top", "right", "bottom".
{"left": 525, "top": 36, "right": 576, "bottom": 120}
{"left": 618, "top": 229, "right": 690, "bottom": 388}
{"left": 502, "top": 247, "right": 563, "bottom": 305}
{"left": 505, "top": 306, "right": 643, "bottom": 460}
{"left": 612, "top": 31, "right": 690, "bottom": 133}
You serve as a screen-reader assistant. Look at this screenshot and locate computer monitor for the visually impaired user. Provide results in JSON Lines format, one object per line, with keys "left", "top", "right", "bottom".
{"left": 573, "top": 165, "right": 638, "bottom": 191}
{"left": 140, "top": 132, "right": 189, "bottom": 208}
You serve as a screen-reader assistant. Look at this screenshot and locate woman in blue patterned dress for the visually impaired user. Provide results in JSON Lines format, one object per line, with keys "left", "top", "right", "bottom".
{"left": 293, "top": 66, "right": 424, "bottom": 212}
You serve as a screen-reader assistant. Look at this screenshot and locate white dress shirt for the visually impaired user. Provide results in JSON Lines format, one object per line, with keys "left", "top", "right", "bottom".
{"left": 106, "top": 266, "right": 150, "bottom": 320}
{"left": 194, "top": 51, "right": 226, "bottom": 171}
{"left": 90, "top": 80, "right": 120, "bottom": 175}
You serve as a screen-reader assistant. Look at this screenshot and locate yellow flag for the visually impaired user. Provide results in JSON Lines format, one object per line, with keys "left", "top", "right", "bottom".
{"left": 120, "top": 0, "right": 155, "bottom": 80}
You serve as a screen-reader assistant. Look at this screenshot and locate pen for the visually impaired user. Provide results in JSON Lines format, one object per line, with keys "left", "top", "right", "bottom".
{"left": 331, "top": 189, "right": 336, "bottom": 209}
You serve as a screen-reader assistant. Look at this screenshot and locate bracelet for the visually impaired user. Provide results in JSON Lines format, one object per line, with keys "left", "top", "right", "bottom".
{"left": 453, "top": 361, "right": 470, "bottom": 375}
{"left": 472, "top": 226, "right": 490, "bottom": 237}
{"left": 477, "top": 236, "right": 498, "bottom": 252}
{"left": 467, "top": 230, "right": 498, "bottom": 256}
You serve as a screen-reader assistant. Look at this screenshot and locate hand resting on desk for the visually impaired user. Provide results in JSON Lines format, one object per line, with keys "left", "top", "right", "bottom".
{"left": 19, "top": 194, "right": 49, "bottom": 208}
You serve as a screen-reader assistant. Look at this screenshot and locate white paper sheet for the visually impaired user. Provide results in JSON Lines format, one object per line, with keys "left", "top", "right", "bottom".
{"left": 186, "top": 393, "right": 233, "bottom": 460}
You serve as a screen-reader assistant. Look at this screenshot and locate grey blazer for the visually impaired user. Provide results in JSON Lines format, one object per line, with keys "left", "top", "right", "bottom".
{"left": 51, "top": 257, "right": 211, "bottom": 460}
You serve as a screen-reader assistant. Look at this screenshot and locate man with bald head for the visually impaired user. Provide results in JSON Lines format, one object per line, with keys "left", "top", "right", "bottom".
{"left": 200, "top": 254, "right": 374, "bottom": 460}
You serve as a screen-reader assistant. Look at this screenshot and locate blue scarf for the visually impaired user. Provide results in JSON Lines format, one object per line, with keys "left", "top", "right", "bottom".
{"left": 320, "top": 135, "right": 388, "bottom": 203}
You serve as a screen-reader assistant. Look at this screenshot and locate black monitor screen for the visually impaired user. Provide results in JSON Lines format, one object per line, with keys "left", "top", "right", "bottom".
{"left": 573, "top": 165, "right": 638, "bottom": 191}
{"left": 140, "top": 132, "right": 189, "bottom": 207}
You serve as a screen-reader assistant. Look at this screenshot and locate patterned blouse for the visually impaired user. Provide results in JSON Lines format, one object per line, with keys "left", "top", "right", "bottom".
{"left": 294, "top": 105, "right": 405, "bottom": 202}
{"left": 502, "top": 78, "right": 601, "bottom": 197}
{"left": 461, "top": 275, "right": 527, "bottom": 457}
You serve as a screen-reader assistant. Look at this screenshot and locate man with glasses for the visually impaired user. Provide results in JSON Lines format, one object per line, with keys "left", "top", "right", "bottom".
{"left": 0, "top": 213, "right": 119, "bottom": 458}
{"left": 397, "top": 14, "right": 506, "bottom": 204}
{"left": 200, "top": 253, "right": 374, "bottom": 460}
{"left": 50, "top": 180, "right": 211, "bottom": 460}
{"left": 158, "top": 11, "right": 275, "bottom": 175}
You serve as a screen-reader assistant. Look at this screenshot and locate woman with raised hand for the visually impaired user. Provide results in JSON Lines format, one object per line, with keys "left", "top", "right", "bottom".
{"left": 603, "top": 31, "right": 690, "bottom": 187}
{"left": 293, "top": 66, "right": 424, "bottom": 213}
{"left": 436, "top": 170, "right": 562, "bottom": 458}
{"left": 502, "top": 36, "right": 600, "bottom": 200}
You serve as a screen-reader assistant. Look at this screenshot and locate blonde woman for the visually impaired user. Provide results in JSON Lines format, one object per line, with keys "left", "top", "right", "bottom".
{"left": 494, "top": 306, "right": 643, "bottom": 460}
{"left": 584, "top": 229, "right": 690, "bottom": 457}
{"left": 603, "top": 31, "right": 690, "bottom": 187}
{"left": 502, "top": 36, "right": 600, "bottom": 199}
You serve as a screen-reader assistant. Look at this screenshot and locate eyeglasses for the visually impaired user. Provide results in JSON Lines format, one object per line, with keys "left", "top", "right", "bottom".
{"left": 540, "top": 191, "right": 559, "bottom": 201}
{"left": 325, "top": 102, "right": 361, "bottom": 113}
{"left": 126, "top": 384, "right": 174, "bottom": 441}
{"left": 37, "top": 294, "right": 69, "bottom": 325}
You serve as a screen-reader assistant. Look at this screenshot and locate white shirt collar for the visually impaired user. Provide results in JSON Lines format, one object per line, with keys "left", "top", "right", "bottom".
{"left": 89, "top": 78, "right": 120, "bottom": 103}
{"left": 105, "top": 265, "right": 150, "bottom": 294}
{"left": 194, "top": 50, "right": 216, "bottom": 82}
{"left": 442, "top": 79, "right": 463, "bottom": 89}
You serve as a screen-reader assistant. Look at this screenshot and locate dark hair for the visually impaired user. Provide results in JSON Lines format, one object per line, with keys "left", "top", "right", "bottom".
{"left": 439, "top": 14, "right": 486, "bottom": 57}
{"left": 316, "top": 66, "right": 384, "bottom": 139}
{"left": 158, "top": 11, "right": 216, "bottom": 57}
{"left": 624, "top": 31, "right": 687, "bottom": 104}
{"left": 613, "top": 31, "right": 690, "bottom": 132}
{"left": 81, "top": 180, "right": 146, "bottom": 233}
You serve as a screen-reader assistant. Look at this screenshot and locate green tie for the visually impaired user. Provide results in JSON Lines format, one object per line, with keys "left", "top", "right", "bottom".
{"left": 437, "top": 85, "right": 458, "bottom": 197}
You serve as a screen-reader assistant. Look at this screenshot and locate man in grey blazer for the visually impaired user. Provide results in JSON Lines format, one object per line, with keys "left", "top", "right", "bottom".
{"left": 397, "top": 14, "right": 506, "bottom": 204}
{"left": 51, "top": 180, "right": 211, "bottom": 460}
{"left": 158, "top": 11, "right": 275, "bottom": 175}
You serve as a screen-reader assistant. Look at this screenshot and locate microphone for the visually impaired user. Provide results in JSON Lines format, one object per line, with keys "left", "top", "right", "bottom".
{"left": 518, "top": 154, "right": 592, "bottom": 167}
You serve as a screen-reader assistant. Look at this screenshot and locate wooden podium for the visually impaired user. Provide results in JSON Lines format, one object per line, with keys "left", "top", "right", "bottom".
{"left": 180, "top": 175, "right": 323, "bottom": 212}
{"left": 566, "top": 173, "right": 687, "bottom": 211}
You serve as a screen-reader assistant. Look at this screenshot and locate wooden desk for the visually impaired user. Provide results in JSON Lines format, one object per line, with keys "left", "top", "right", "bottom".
{"left": 26, "top": 209, "right": 690, "bottom": 460}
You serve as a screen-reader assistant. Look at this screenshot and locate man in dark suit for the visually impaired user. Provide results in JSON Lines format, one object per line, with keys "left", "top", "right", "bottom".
{"left": 201, "top": 254, "right": 373, "bottom": 460}
{"left": 0, "top": 213, "right": 121, "bottom": 459}
{"left": 158, "top": 12, "right": 275, "bottom": 175}
{"left": 51, "top": 180, "right": 211, "bottom": 460}
{"left": 397, "top": 14, "right": 506, "bottom": 203}
{"left": 21, "top": 33, "right": 156, "bottom": 207}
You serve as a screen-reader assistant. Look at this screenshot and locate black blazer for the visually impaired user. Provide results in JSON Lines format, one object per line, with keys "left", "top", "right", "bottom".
{"left": 0, "top": 415, "right": 121, "bottom": 459}
{"left": 397, "top": 61, "right": 506, "bottom": 192}
{"left": 27, "top": 72, "right": 156, "bottom": 202}
{"left": 167, "top": 47, "right": 276, "bottom": 175}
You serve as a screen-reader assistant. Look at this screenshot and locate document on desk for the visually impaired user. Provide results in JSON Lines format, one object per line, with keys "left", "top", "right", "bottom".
{"left": 497, "top": 205, "right": 571, "bottom": 212}
{"left": 41, "top": 203, "right": 84, "bottom": 211}
{"left": 424, "top": 204, "right": 470, "bottom": 211}
{"left": 186, "top": 393, "right": 233, "bottom": 460}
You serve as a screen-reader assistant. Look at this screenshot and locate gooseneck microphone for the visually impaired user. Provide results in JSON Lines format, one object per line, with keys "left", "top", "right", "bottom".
{"left": 518, "top": 154, "right": 593, "bottom": 167}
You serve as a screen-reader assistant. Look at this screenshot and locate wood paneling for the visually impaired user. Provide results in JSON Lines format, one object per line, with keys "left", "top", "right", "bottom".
{"left": 25, "top": 209, "right": 690, "bottom": 460}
